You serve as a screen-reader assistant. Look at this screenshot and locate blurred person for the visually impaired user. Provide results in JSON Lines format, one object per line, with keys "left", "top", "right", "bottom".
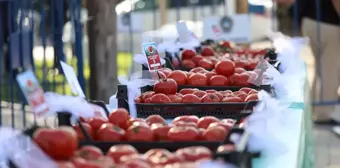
{"left": 276, "top": 0, "right": 340, "bottom": 125}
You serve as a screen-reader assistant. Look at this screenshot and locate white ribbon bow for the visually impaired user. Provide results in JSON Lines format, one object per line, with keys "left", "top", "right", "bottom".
{"left": 0, "top": 127, "right": 58, "bottom": 168}
{"left": 109, "top": 71, "right": 157, "bottom": 118}
{"left": 245, "top": 91, "right": 290, "bottom": 155}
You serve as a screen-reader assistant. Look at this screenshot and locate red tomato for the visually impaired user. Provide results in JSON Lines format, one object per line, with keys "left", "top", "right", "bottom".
{"left": 96, "top": 123, "right": 125, "bottom": 141}
{"left": 193, "top": 90, "right": 207, "bottom": 98}
{"left": 213, "top": 92, "right": 224, "bottom": 100}
{"left": 192, "top": 55, "right": 204, "bottom": 65}
{"left": 75, "top": 145, "right": 103, "bottom": 160}
{"left": 154, "top": 78, "right": 178, "bottom": 95}
{"left": 215, "top": 60, "right": 235, "bottom": 77}
{"left": 57, "top": 162, "right": 75, "bottom": 168}
{"left": 245, "top": 93, "right": 259, "bottom": 102}
{"left": 173, "top": 115, "right": 199, "bottom": 124}
{"left": 217, "top": 144, "right": 236, "bottom": 153}
{"left": 198, "top": 59, "right": 214, "bottom": 70}
{"left": 201, "top": 47, "right": 214, "bottom": 57}
{"left": 204, "top": 72, "right": 217, "bottom": 80}
{"left": 228, "top": 74, "right": 240, "bottom": 86}
{"left": 140, "top": 91, "right": 155, "bottom": 102}
{"left": 205, "top": 89, "right": 216, "bottom": 93}
{"left": 119, "top": 154, "right": 150, "bottom": 165}
{"left": 203, "top": 126, "right": 227, "bottom": 141}
{"left": 167, "top": 70, "right": 188, "bottom": 85}
{"left": 182, "top": 49, "right": 196, "bottom": 60}
{"left": 145, "top": 149, "right": 181, "bottom": 166}
{"left": 240, "top": 87, "right": 254, "bottom": 94}
{"left": 188, "top": 73, "right": 208, "bottom": 86}
{"left": 175, "top": 146, "right": 212, "bottom": 162}
{"left": 197, "top": 128, "right": 206, "bottom": 141}
{"left": 173, "top": 121, "right": 197, "bottom": 127}
{"left": 150, "top": 93, "right": 171, "bottom": 104}
{"left": 134, "top": 97, "right": 141, "bottom": 103}
{"left": 159, "top": 68, "right": 172, "bottom": 77}
{"left": 151, "top": 71, "right": 166, "bottom": 80}
{"left": 235, "top": 67, "right": 246, "bottom": 74}
{"left": 197, "top": 117, "right": 219, "bottom": 129}
{"left": 247, "top": 61, "right": 257, "bottom": 70}
{"left": 146, "top": 115, "right": 166, "bottom": 125}
{"left": 73, "top": 122, "right": 94, "bottom": 141}
{"left": 33, "top": 127, "right": 78, "bottom": 160}
{"left": 237, "top": 92, "right": 248, "bottom": 101}
{"left": 109, "top": 108, "right": 130, "bottom": 129}
{"left": 209, "top": 75, "right": 228, "bottom": 86}
{"left": 107, "top": 144, "right": 138, "bottom": 163}
{"left": 88, "top": 117, "right": 107, "bottom": 131}
{"left": 201, "top": 93, "right": 221, "bottom": 102}
{"left": 234, "top": 60, "right": 247, "bottom": 69}
{"left": 167, "top": 94, "right": 182, "bottom": 103}
{"left": 249, "top": 90, "right": 259, "bottom": 94}
{"left": 221, "top": 96, "right": 243, "bottom": 102}
{"left": 151, "top": 123, "right": 172, "bottom": 140}
{"left": 221, "top": 118, "right": 236, "bottom": 125}
{"left": 221, "top": 41, "right": 231, "bottom": 48}
{"left": 168, "top": 126, "right": 200, "bottom": 141}
{"left": 189, "top": 67, "right": 206, "bottom": 73}
{"left": 181, "top": 94, "right": 201, "bottom": 103}
{"left": 129, "top": 118, "right": 146, "bottom": 126}
{"left": 120, "top": 159, "right": 152, "bottom": 168}
{"left": 236, "top": 72, "right": 251, "bottom": 86}
{"left": 179, "top": 88, "right": 198, "bottom": 95}
{"left": 182, "top": 60, "right": 196, "bottom": 69}
{"left": 208, "top": 122, "right": 233, "bottom": 132}
{"left": 126, "top": 124, "right": 154, "bottom": 141}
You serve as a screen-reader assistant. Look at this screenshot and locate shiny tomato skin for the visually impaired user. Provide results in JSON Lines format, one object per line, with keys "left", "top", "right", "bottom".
{"left": 109, "top": 108, "right": 130, "bottom": 129}
{"left": 209, "top": 75, "right": 228, "bottom": 86}
{"left": 96, "top": 123, "right": 125, "bottom": 141}
{"left": 75, "top": 145, "right": 103, "bottom": 160}
{"left": 234, "top": 60, "right": 247, "bottom": 69}
{"left": 217, "top": 144, "right": 236, "bottom": 153}
{"left": 237, "top": 92, "right": 248, "bottom": 101}
{"left": 221, "top": 118, "right": 237, "bottom": 125}
{"left": 129, "top": 118, "right": 147, "bottom": 127}
{"left": 188, "top": 73, "right": 208, "bottom": 86}
{"left": 179, "top": 88, "right": 198, "bottom": 95}
{"left": 159, "top": 68, "right": 172, "bottom": 77}
{"left": 221, "top": 96, "right": 243, "bottom": 102}
{"left": 125, "top": 124, "right": 154, "bottom": 141}
{"left": 197, "top": 117, "right": 219, "bottom": 129}
{"left": 167, "top": 70, "right": 188, "bottom": 85}
{"left": 107, "top": 144, "right": 138, "bottom": 163}
{"left": 198, "top": 59, "right": 214, "bottom": 70}
{"left": 151, "top": 71, "right": 166, "bottom": 80}
{"left": 235, "top": 67, "right": 246, "bottom": 74}
{"left": 175, "top": 146, "right": 212, "bottom": 162}
{"left": 33, "top": 127, "right": 78, "bottom": 160}
{"left": 151, "top": 123, "right": 172, "bottom": 141}
{"left": 240, "top": 87, "right": 254, "bottom": 94}
{"left": 146, "top": 115, "right": 166, "bottom": 125}
{"left": 201, "top": 93, "right": 221, "bottom": 103}
{"left": 73, "top": 122, "right": 94, "bottom": 141}
{"left": 167, "top": 94, "right": 182, "bottom": 103}
{"left": 204, "top": 72, "right": 217, "bottom": 80}
{"left": 173, "top": 121, "right": 197, "bottom": 127}
{"left": 189, "top": 67, "right": 206, "bottom": 73}
{"left": 203, "top": 126, "right": 227, "bottom": 141}
{"left": 205, "top": 89, "right": 216, "bottom": 93}
{"left": 193, "top": 90, "right": 207, "bottom": 98}
{"left": 134, "top": 97, "right": 141, "bottom": 103}
{"left": 57, "top": 161, "right": 76, "bottom": 168}
{"left": 182, "top": 49, "right": 196, "bottom": 60}
{"left": 182, "top": 59, "right": 196, "bottom": 69}
{"left": 119, "top": 154, "right": 150, "bottom": 165}
{"left": 209, "top": 122, "right": 233, "bottom": 132}
{"left": 150, "top": 93, "right": 171, "bottom": 104}
{"left": 192, "top": 55, "right": 204, "bottom": 65}
{"left": 201, "top": 47, "right": 215, "bottom": 57}
{"left": 167, "top": 126, "right": 200, "bottom": 141}
{"left": 154, "top": 78, "right": 178, "bottom": 95}
{"left": 213, "top": 92, "right": 224, "bottom": 100}
{"left": 88, "top": 117, "right": 107, "bottom": 131}
{"left": 120, "top": 159, "right": 152, "bottom": 168}
{"left": 140, "top": 91, "right": 155, "bottom": 102}
{"left": 181, "top": 94, "right": 201, "bottom": 103}
{"left": 245, "top": 93, "right": 259, "bottom": 102}
{"left": 145, "top": 149, "right": 181, "bottom": 166}
{"left": 215, "top": 60, "right": 235, "bottom": 77}
{"left": 228, "top": 73, "right": 240, "bottom": 86}
{"left": 172, "top": 115, "right": 199, "bottom": 124}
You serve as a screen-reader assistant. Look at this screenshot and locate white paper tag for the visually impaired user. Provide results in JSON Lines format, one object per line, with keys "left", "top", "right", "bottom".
{"left": 16, "top": 70, "right": 49, "bottom": 117}
{"left": 176, "top": 21, "right": 191, "bottom": 43}
{"left": 60, "top": 61, "right": 86, "bottom": 98}
{"left": 203, "top": 14, "right": 251, "bottom": 43}
{"left": 141, "top": 42, "right": 162, "bottom": 72}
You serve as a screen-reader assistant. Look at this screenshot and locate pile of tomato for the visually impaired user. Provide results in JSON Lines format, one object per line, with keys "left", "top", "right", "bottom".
{"left": 32, "top": 108, "right": 240, "bottom": 168}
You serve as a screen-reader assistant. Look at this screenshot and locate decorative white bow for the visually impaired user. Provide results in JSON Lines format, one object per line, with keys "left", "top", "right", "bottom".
{"left": 245, "top": 91, "right": 290, "bottom": 155}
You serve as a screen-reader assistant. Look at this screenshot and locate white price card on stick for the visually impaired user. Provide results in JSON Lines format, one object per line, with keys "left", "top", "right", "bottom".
{"left": 141, "top": 42, "right": 162, "bottom": 72}
{"left": 176, "top": 21, "right": 191, "bottom": 43}
{"left": 16, "top": 70, "right": 49, "bottom": 117}
{"left": 60, "top": 61, "right": 86, "bottom": 98}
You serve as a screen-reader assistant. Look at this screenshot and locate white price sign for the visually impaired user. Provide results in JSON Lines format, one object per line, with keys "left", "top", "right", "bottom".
{"left": 60, "top": 61, "right": 86, "bottom": 98}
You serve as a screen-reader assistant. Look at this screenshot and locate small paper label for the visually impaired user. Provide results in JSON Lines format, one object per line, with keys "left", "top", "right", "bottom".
{"left": 16, "top": 70, "right": 49, "bottom": 117}
{"left": 142, "top": 42, "right": 162, "bottom": 72}
{"left": 60, "top": 61, "right": 86, "bottom": 98}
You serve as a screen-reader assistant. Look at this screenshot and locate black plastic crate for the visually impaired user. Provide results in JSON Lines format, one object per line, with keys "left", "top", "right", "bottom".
{"left": 117, "top": 84, "right": 258, "bottom": 120}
